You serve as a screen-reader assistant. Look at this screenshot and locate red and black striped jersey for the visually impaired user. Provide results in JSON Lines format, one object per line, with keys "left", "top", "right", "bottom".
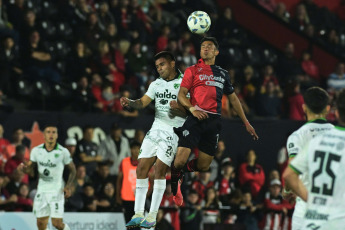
{"left": 181, "top": 59, "right": 234, "bottom": 114}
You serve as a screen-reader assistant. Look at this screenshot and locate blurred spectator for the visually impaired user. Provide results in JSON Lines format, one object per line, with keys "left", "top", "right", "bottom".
{"left": 327, "top": 62, "right": 345, "bottom": 93}
{"left": 155, "top": 209, "right": 174, "bottom": 230}
{"left": 217, "top": 158, "right": 236, "bottom": 202}
{"left": 75, "top": 0, "right": 93, "bottom": 24}
{"left": 22, "top": 30, "right": 60, "bottom": 83}
{"left": 20, "top": 10, "right": 39, "bottom": 43}
{"left": 0, "top": 36, "right": 22, "bottom": 97}
{"left": 80, "top": 12, "right": 105, "bottom": 52}
{"left": 273, "top": 3, "right": 289, "bottom": 23}
{"left": 216, "top": 7, "right": 241, "bottom": 45}
{"left": 180, "top": 190, "right": 202, "bottom": 230}
{"left": 133, "top": 129, "right": 145, "bottom": 144}
{"left": 97, "top": 182, "right": 118, "bottom": 212}
{"left": 229, "top": 86, "right": 250, "bottom": 118}
{"left": 209, "top": 139, "right": 227, "bottom": 181}
{"left": 65, "top": 137, "right": 77, "bottom": 157}
{"left": 0, "top": 124, "right": 10, "bottom": 169}
{"left": 304, "top": 24, "right": 316, "bottom": 38}
{"left": 75, "top": 164, "right": 91, "bottom": 194}
{"left": 66, "top": 41, "right": 92, "bottom": 82}
{"left": 116, "top": 140, "right": 140, "bottom": 223}
{"left": 0, "top": 173, "right": 17, "bottom": 210}
{"left": 258, "top": 0, "right": 277, "bottom": 12}
{"left": 105, "top": 23, "right": 120, "bottom": 48}
{"left": 6, "top": 0, "right": 26, "bottom": 31}
{"left": 237, "top": 192, "right": 260, "bottom": 230}
{"left": 75, "top": 125, "right": 102, "bottom": 175}
{"left": 0, "top": 0, "right": 12, "bottom": 35}
{"left": 4, "top": 145, "right": 28, "bottom": 184}
{"left": 178, "top": 31, "right": 196, "bottom": 55}
{"left": 277, "top": 42, "right": 304, "bottom": 85}
{"left": 238, "top": 150, "right": 265, "bottom": 198}
{"left": 65, "top": 184, "right": 84, "bottom": 212}
{"left": 191, "top": 170, "right": 214, "bottom": 204}
{"left": 0, "top": 90, "right": 14, "bottom": 113}
{"left": 98, "top": 123, "right": 130, "bottom": 176}
{"left": 91, "top": 162, "right": 116, "bottom": 195}
{"left": 200, "top": 187, "right": 222, "bottom": 224}
{"left": 262, "top": 179, "right": 293, "bottom": 230}
{"left": 156, "top": 25, "right": 170, "bottom": 52}
{"left": 177, "top": 42, "right": 197, "bottom": 67}
{"left": 284, "top": 81, "right": 305, "bottom": 120}
{"left": 81, "top": 182, "right": 98, "bottom": 212}
{"left": 160, "top": 180, "right": 180, "bottom": 230}
{"left": 126, "top": 41, "right": 149, "bottom": 86}
{"left": 260, "top": 65, "right": 281, "bottom": 95}
{"left": 72, "top": 76, "right": 102, "bottom": 112}
{"left": 301, "top": 50, "right": 320, "bottom": 83}
{"left": 115, "top": 90, "right": 139, "bottom": 117}
{"left": 15, "top": 183, "right": 32, "bottom": 211}
{"left": 256, "top": 81, "right": 281, "bottom": 118}
{"left": 97, "top": 1, "right": 115, "bottom": 31}
{"left": 95, "top": 83, "right": 117, "bottom": 112}
{"left": 327, "top": 29, "right": 340, "bottom": 51}
{"left": 4, "top": 128, "right": 30, "bottom": 162}
{"left": 290, "top": 4, "right": 310, "bottom": 31}
{"left": 4, "top": 168, "right": 24, "bottom": 195}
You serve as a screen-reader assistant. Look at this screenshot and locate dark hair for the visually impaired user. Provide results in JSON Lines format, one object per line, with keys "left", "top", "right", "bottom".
{"left": 130, "top": 140, "right": 141, "bottom": 148}
{"left": 15, "top": 144, "right": 26, "bottom": 153}
{"left": 188, "top": 189, "right": 199, "bottom": 196}
{"left": 44, "top": 124, "right": 58, "bottom": 130}
{"left": 111, "top": 122, "right": 121, "bottom": 131}
{"left": 154, "top": 51, "right": 176, "bottom": 62}
{"left": 337, "top": 89, "right": 345, "bottom": 123}
{"left": 303, "top": 87, "right": 329, "bottom": 114}
{"left": 200, "top": 37, "right": 219, "bottom": 50}
{"left": 82, "top": 125, "right": 94, "bottom": 133}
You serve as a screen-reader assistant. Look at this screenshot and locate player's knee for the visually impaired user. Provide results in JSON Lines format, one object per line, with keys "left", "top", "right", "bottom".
{"left": 37, "top": 220, "right": 48, "bottom": 230}
{"left": 52, "top": 220, "right": 64, "bottom": 230}
{"left": 136, "top": 164, "right": 148, "bottom": 177}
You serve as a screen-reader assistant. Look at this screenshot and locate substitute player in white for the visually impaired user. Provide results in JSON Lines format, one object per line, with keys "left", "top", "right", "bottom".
{"left": 18, "top": 125, "right": 76, "bottom": 230}
{"left": 283, "top": 87, "right": 334, "bottom": 230}
{"left": 120, "top": 51, "right": 187, "bottom": 229}
{"left": 284, "top": 88, "right": 345, "bottom": 230}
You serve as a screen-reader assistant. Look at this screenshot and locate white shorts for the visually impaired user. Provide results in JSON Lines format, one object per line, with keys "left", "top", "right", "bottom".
{"left": 138, "top": 129, "right": 179, "bottom": 166}
{"left": 292, "top": 215, "right": 303, "bottom": 230}
{"left": 33, "top": 191, "right": 64, "bottom": 218}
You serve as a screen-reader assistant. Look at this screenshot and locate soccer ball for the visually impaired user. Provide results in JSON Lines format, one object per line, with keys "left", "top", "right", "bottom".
{"left": 187, "top": 11, "right": 211, "bottom": 34}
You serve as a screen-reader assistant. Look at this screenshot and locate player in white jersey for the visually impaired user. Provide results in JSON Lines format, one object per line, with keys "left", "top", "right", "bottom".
{"left": 284, "top": 89, "right": 345, "bottom": 230}
{"left": 283, "top": 87, "right": 334, "bottom": 230}
{"left": 18, "top": 125, "right": 76, "bottom": 230}
{"left": 120, "top": 51, "right": 187, "bottom": 229}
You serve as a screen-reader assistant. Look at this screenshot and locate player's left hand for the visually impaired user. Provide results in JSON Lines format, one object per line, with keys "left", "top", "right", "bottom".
{"left": 64, "top": 186, "right": 72, "bottom": 198}
{"left": 245, "top": 123, "right": 259, "bottom": 140}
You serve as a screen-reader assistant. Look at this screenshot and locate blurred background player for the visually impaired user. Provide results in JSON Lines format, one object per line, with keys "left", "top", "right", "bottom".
{"left": 120, "top": 51, "right": 187, "bottom": 229}
{"left": 18, "top": 125, "right": 76, "bottom": 230}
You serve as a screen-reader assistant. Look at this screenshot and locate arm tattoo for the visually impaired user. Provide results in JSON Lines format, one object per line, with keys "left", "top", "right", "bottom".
{"left": 128, "top": 99, "right": 143, "bottom": 109}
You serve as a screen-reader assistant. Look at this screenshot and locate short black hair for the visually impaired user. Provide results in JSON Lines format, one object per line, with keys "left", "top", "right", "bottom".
{"left": 130, "top": 140, "right": 141, "bottom": 148}
{"left": 82, "top": 125, "right": 94, "bottom": 133}
{"left": 111, "top": 122, "right": 121, "bottom": 131}
{"left": 337, "top": 89, "right": 345, "bottom": 123}
{"left": 44, "top": 124, "right": 58, "bottom": 131}
{"left": 303, "top": 87, "right": 329, "bottom": 114}
{"left": 15, "top": 144, "right": 26, "bottom": 153}
{"left": 154, "top": 51, "right": 176, "bottom": 62}
{"left": 200, "top": 37, "right": 219, "bottom": 50}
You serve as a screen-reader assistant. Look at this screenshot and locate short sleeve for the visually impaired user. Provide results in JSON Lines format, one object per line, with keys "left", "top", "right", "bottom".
{"left": 63, "top": 149, "right": 73, "bottom": 165}
{"left": 180, "top": 68, "right": 193, "bottom": 90}
{"left": 286, "top": 133, "right": 300, "bottom": 158}
{"left": 30, "top": 148, "right": 37, "bottom": 162}
{"left": 145, "top": 81, "right": 156, "bottom": 100}
{"left": 223, "top": 71, "right": 234, "bottom": 95}
{"left": 289, "top": 142, "right": 309, "bottom": 175}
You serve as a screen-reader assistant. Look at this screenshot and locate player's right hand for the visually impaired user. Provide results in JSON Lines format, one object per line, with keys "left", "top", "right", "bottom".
{"left": 192, "top": 110, "right": 208, "bottom": 120}
{"left": 120, "top": 97, "right": 130, "bottom": 107}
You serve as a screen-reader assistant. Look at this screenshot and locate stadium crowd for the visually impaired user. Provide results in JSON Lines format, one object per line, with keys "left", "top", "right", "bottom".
{"left": 1, "top": 0, "right": 345, "bottom": 229}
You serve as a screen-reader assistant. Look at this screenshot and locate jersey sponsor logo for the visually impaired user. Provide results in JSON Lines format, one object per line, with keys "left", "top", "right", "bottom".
{"left": 159, "top": 99, "right": 168, "bottom": 105}
{"left": 206, "top": 81, "right": 224, "bottom": 89}
{"left": 183, "top": 130, "right": 189, "bottom": 137}
{"left": 43, "top": 169, "right": 50, "bottom": 176}
{"left": 155, "top": 89, "right": 177, "bottom": 100}
{"left": 305, "top": 210, "right": 329, "bottom": 220}
{"left": 38, "top": 160, "right": 57, "bottom": 168}
{"left": 312, "top": 197, "right": 327, "bottom": 205}
{"left": 306, "top": 223, "right": 321, "bottom": 230}
{"left": 199, "top": 74, "right": 225, "bottom": 83}
{"left": 174, "top": 83, "right": 180, "bottom": 89}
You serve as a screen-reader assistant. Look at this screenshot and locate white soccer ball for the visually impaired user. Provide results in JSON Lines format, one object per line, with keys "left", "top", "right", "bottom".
{"left": 187, "top": 11, "right": 211, "bottom": 34}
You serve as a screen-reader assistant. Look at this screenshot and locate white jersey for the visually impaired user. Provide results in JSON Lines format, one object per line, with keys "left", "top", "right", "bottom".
{"left": 145, "top": 73, "right": 186, "bottom": 132}
{"left": 291, "top": 126, "right": 345, "bottom": 229}
{"left": 286, "top": 119, "right": 334, "bottom": 219}
{"left": 30, "top": 143, "right": 72, "bottom": 193}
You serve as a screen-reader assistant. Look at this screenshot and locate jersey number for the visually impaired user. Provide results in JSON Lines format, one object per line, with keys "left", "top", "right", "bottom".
{"left": 311, "top": 151, "right": 341, "bottom": 196}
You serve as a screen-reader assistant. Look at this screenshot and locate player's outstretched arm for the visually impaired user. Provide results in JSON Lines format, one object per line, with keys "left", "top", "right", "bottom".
{"left": 120, "top": 95, "right": 152, "bottom": 110}
{"left": 178, "top": 87, "right": 208, "bottom": 120}
{"left": 228, "top": 93, "right": 259, "bottom": 140}
{"left": 283, "top": 166, "right": 308, "bottom": 202}
{"left": 64, "top": 162, "right": 76, "bottom": 198}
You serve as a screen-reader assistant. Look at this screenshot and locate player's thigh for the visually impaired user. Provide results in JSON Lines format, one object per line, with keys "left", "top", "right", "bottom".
{"left": 156, "top": 131, "right": 179, "bottom": 166}
{"left": 154, "top": 158, "right": 170, "bottom": 178}
{"left": 48, "top": 192, "right": 65, "bottom": 219}
{"left": 197, "top": 150, "right": 214, "bottom": 171}
{"left": 33, "top": 193, "right": 50, "bottom": 219}
{"left": 175, "top": 115, "right": 202, "bottom": 149}
{"left": 36, "top": 216, "right": 49, "bottom": 230}
{"left": 51, "top": 218, "right": 64, "bottom": 229}
{"left": 198, "top": 117, "right": 221, "bottom": 157}
{"left": 139, "top": 130, "right": 159, "bottom": 160}
{"left": 137, "top": 157, "right": 157, "bottom": 178}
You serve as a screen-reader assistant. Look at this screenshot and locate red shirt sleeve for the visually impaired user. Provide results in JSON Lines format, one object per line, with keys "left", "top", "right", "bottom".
{"left": 181, "top": 68, "right": 193, "bottom": 90}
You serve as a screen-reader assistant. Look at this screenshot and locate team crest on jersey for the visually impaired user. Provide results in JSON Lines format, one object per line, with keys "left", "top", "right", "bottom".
{"left": 198, "top": 68, "right": 202, "bottom": 72}
{"left": 183, "top": 130, "right": 189, "bottom": 137}
{"left": 174, "top": 83, "right": 180, "bottom": 89}
{"left": 54, "top": 153, "right": 59, "bottom": 158}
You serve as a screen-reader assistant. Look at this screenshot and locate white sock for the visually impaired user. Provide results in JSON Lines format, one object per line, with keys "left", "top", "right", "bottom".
{"left": 134, "top": 178, "right": 149, "bottom": 215}
{"left": 149, "top": 179, "right": 166, "bottom": 218}
{"left": 63, "top": 223, "right": 70, "bottom": 230}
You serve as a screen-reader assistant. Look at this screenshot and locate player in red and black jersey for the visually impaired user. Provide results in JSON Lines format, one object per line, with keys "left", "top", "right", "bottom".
{"left": 171, "top": 37, "right": 259, "bottom": 204}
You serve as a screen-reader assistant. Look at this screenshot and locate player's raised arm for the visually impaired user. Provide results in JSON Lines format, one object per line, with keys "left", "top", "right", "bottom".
{"left": 228, "top": 93, "right": 258, "bottom": 140}
{"left": 120, "top": 94, "right": 152, "bottom": 110}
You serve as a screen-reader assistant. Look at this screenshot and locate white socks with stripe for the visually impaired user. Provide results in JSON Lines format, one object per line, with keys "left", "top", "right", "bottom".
{"left": 134, "top": 178, "right": 149, "bottom": 216}
{"left": 149, "top": 179, "right": 166, "bottom": 219}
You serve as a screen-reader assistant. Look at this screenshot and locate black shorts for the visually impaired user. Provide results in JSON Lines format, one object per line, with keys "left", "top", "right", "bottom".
{"left": 174, "top": 114, "right": 221, "bottom": 156}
